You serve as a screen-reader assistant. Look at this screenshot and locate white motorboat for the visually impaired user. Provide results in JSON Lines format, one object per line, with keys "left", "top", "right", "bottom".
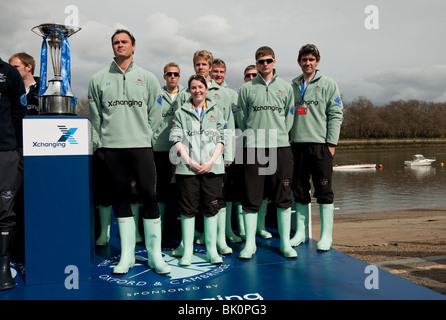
{"left": 404, "top": 154, "right": 436, "bottom": 166}
{"left": 333, "top": 163, "right": 377, "bottom": 171}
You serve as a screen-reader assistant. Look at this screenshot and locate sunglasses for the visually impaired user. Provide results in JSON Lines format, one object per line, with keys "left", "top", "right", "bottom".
{"left": 244, "top": 73, "right": 257, "bottom": 78}
{"left": 256, "top": 58, "right": 275, "bottom": 65}
{"left": 164, "top": 72, "right": 180, "bottom": 77}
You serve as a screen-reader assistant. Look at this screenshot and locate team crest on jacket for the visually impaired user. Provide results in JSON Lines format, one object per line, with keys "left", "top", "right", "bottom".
{"left": 334, "top": 95, "right": 342, "bottom": 105}
{"left": 20, "top": 94, "right": 27, "bottom": 106}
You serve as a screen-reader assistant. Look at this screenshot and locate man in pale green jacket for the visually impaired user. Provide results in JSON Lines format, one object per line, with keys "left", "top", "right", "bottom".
{"left": 88, "top": 29, "right": 170, "bottom": 276}
{"left": 234, "top": 46, "right": 297, "bottom": 260}
{"left": 289, "top": 44, "right": 343, "bottom": 252}
{"left": 152, "top": 62, "right": 184, "bottom": 227}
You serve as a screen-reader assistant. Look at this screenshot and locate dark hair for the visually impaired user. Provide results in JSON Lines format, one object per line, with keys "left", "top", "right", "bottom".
{"left": 255, "top": 46, "right": 275, "bottom": 60}
{"left": 111, "top": 29, "right": 136, "bottom": 46}
{"left": 298, "top": 44, "right": 320, "bottom": 62}
{"left": 188, "top": 74, "right": 207, "bottom": 89}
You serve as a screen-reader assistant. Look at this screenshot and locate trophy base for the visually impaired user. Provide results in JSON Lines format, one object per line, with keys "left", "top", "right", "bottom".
{"left": 40, "top": 95, "right": 77, "bottom": 115}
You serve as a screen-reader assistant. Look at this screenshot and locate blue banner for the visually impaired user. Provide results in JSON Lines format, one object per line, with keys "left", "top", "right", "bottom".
{"left": 61, "top": 37, "right": 77, "bottom": 106}
{"left": 38, "top": 37, "right": 47, "bottom": 96}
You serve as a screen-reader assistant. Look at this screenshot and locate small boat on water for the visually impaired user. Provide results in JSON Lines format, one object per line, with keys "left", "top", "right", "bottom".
{"left": 404, "top": 154, "right": 436, "bottom": 166}
{"left": 333, "top": 163, "right": 377, "bottom": 171}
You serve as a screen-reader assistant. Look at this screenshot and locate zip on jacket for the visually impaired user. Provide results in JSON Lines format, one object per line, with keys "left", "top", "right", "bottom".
{"left": 123, "top": 74, "right": 126, "bottom": 96}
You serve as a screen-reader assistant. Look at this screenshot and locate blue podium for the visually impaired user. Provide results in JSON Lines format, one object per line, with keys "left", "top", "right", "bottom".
{"left": 22, "top": 116, "right": 94, "bottom": 285}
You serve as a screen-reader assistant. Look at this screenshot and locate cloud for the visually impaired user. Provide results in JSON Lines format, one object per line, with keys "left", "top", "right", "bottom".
{"left": 180, "top": 14, "right": 255, "bottom": 47}
{"left": 136, "top": 12, "right": 257, "bottom": 89}
{"left": 339, "top": 65, "right": 446, "bottom": 105}
{"left": 142, "top": 12, "right": 201, "bottom": 62}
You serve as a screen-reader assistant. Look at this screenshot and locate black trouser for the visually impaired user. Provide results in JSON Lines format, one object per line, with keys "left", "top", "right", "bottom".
{"left": 291, "top": 143, "right": 334, "bottom": 204}
{"left": 0, "top": 150, "right": 20, "bottom": 232}
{"left": 103, "top": 148, "right": 159, "bottom": 219}
{"left": 153, "top": 151, "right": 175, "bottom": 204}
{"left": 241, "top": 147, "right": 293, "bottom": 213}
{"left": 223, "top": 162, "right": 244, "bottom": 203}
{"left": 93, "top": 150, "right": 114, "bottom": 207}
{"left": 176, "top": 173, "right": 225, "bottom": 217}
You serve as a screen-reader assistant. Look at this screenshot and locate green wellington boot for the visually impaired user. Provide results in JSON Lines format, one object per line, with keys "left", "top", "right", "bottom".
{"left": 290, "top": 203, "right": 310, "bottom": 247}
{"left": 157, "top": 202, "right": 165, "bottom": 230}
{"left": 131, "top": 202, "right": 143, "bottom": 243}
{"left": 277, "top": 207, "right": 298, "bottom": 258}
{"left": 236, "top": 202, "right": 245, "bottom": 239}
{"left": 257, "top": 199, "right": 272, "bottom": 239}
{"left": 143, "top": 218, "right": 171, "bottom": 275}
{"left": 178, "top": 215, "right": 195, "bottom": 266}
{"left": 238, "top": 212, "right": 258, "bottom": 259}
{"left": 112, "top": 217, "right": 136, "bottom": 274}
{"left": 317, "top": 203, "right": 334, "bottom": 251}
{"left": 95, "top": 205, "right": 112, "bottom": 246}
{"left": 204, "top": 215, "right": 223, "bottom": 264}
{"left": 225, "top": 202, "right": 242, "bottom": 243}
{"left": 217, "top": 208, "right": 232, "bottom": 255}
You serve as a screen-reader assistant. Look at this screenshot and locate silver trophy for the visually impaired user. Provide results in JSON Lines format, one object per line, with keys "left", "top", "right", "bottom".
{"left": 32, "top": 23, "right": 81, "bottom": 115}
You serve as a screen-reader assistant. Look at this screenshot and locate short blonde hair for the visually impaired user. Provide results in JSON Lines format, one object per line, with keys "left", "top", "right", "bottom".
{"left": 164, "top": 62, "right": 180, "bottom": 74}
{"left": 193, "top": 50, "right": 213, "bottom": 66}
{"left": 212, "top": 58, "right": 226, "bottom": 70}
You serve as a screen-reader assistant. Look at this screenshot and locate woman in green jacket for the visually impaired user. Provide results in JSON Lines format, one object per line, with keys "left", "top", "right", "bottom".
{"left": 169, "top": 75, "right": 226, "bottom": 266}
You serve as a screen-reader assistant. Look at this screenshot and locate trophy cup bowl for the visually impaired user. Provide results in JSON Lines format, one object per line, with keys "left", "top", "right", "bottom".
{"left": 32, "top": 23, "right": 81, "bottom": 115}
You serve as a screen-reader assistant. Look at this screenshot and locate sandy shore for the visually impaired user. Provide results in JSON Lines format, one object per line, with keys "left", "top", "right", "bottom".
{"left": 310, "top": 208, "right": 446, "bottom": 295}
{"left": 313, "top": 208, "right": 446, "bottom": 261}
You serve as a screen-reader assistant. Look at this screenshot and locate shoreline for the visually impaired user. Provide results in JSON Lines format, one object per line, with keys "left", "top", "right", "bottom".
{"left": 309, "top": 207, "right": 446, "bottom": 295}
{"left": 337, "top": 138, "right": 446, "bottom": 149}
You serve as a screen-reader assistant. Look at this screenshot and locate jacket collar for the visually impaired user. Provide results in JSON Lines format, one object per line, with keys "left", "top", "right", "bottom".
{"left": 254, "top": 69, "right": 278, "bottom": 85}
{"left": 182, "top": 98, "right": 216, "bottom": 113}
{"left": 293, "top": 69, "right": 321, "bottom": 85}
{"left": 110, "top": 59, "right": 134, "bottom": 74}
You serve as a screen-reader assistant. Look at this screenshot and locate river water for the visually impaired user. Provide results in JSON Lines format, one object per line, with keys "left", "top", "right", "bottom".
{"left": 323, "top": 145, "right": 446, "bottom": 215}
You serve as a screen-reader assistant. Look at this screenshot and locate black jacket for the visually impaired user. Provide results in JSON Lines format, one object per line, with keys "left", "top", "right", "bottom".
{"left": 26, "top": 77, "right": 40, "bottom": 115}
{"left": 0, "top": 58, "right": 27, "bottom": 150}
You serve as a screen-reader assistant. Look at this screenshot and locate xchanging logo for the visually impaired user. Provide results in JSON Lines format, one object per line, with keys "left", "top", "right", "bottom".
{"left": 58, "top": 125, "right": 78, "bottom": 144}
{"left": 32, "top": 125, "right": 78, "bottom": 149}
{"left": 253, "top": 105, "right": 283, "bottom": 113}
{"left": 107, "top": 100, "right": 143, "bottom": 108}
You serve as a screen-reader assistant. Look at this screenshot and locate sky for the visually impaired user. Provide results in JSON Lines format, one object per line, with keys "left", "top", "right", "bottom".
{"left": 1, "top": 0, "right": 446, "bottom": 106}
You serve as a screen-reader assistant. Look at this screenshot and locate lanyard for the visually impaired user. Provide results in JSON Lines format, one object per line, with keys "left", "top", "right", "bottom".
{"left": 193, "top": 102, "right": 206, "bottom": 120}
{"left": 301, "top": 71, "right": 316, "bottom": 101}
